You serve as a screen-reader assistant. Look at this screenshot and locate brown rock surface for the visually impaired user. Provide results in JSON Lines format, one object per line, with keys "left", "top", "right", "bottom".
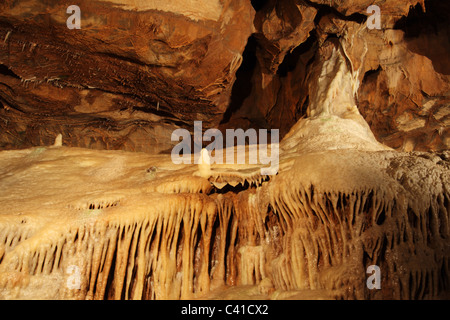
{"left": 223, "top": 0, "right": 449, "bottom": 151}
{"left": 0, "top": 0, "right": 255, "bottom": 152}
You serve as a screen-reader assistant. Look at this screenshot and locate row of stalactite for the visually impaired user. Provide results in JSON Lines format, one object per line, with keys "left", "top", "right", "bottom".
{"left": 0, "top": 174, "right": 449, "bottom": 299}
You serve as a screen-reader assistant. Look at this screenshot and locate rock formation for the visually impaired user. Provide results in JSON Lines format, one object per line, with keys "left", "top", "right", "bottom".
{"left": 0, "top": 0, "right": 448, "bottom": 300}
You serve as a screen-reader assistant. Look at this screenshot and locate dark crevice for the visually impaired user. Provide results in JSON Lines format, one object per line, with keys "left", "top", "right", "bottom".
{"left": 104, "top": 246, "right": 118, "bottom": 299}
{"left": 209, "top": 180, "right": 250, "bottom": 195}
{"left": 277, "top": 31, "right": 317, "bottom": 77}
{"left": 362, "top": 65, "right": 382, "bottom": 83}
{"left": 251, "top": 0, "right": 271, "bottom": 12}
{"left": 323, "top": 33, "right": 339, "bottom": 42}
{"left": 296, "top": 95, "right": 309, "bottom": 120}
{"left": 393, "top": 1, "right": 444, "bottom": 37}
{"left": 440, "top": 260, "right": 449, "bottom": 293}
{"left": 193, "top": 222, "right": 203, "bottom": 284}
{"left": 208, "top": 176, "right": 271, "bottom": 195}
{"left": 220, "top": 26, "right": 318, "bottom": 131}
{"left": 224, "top": 206, "right": 237, "bottom": 285}
{"left": 220, "top": 35, "right": 258, "bottom": 125}
{"left": 0, "top": 64, "right": 20, "bottom": 79}
{"left": 376, "top": 208, "right": 386, "bottom": 225}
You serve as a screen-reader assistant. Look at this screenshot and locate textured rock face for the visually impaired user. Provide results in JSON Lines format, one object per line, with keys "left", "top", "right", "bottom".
{"left": 0, "top": 0, "right": 449, "bottom": 300}
{"left": 0, "top": 0, "right": 255, "bottom": 152}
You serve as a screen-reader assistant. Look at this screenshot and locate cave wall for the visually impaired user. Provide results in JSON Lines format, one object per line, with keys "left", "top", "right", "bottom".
{"left": 0, "top": 0, "right": 448, "bottom": 152}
